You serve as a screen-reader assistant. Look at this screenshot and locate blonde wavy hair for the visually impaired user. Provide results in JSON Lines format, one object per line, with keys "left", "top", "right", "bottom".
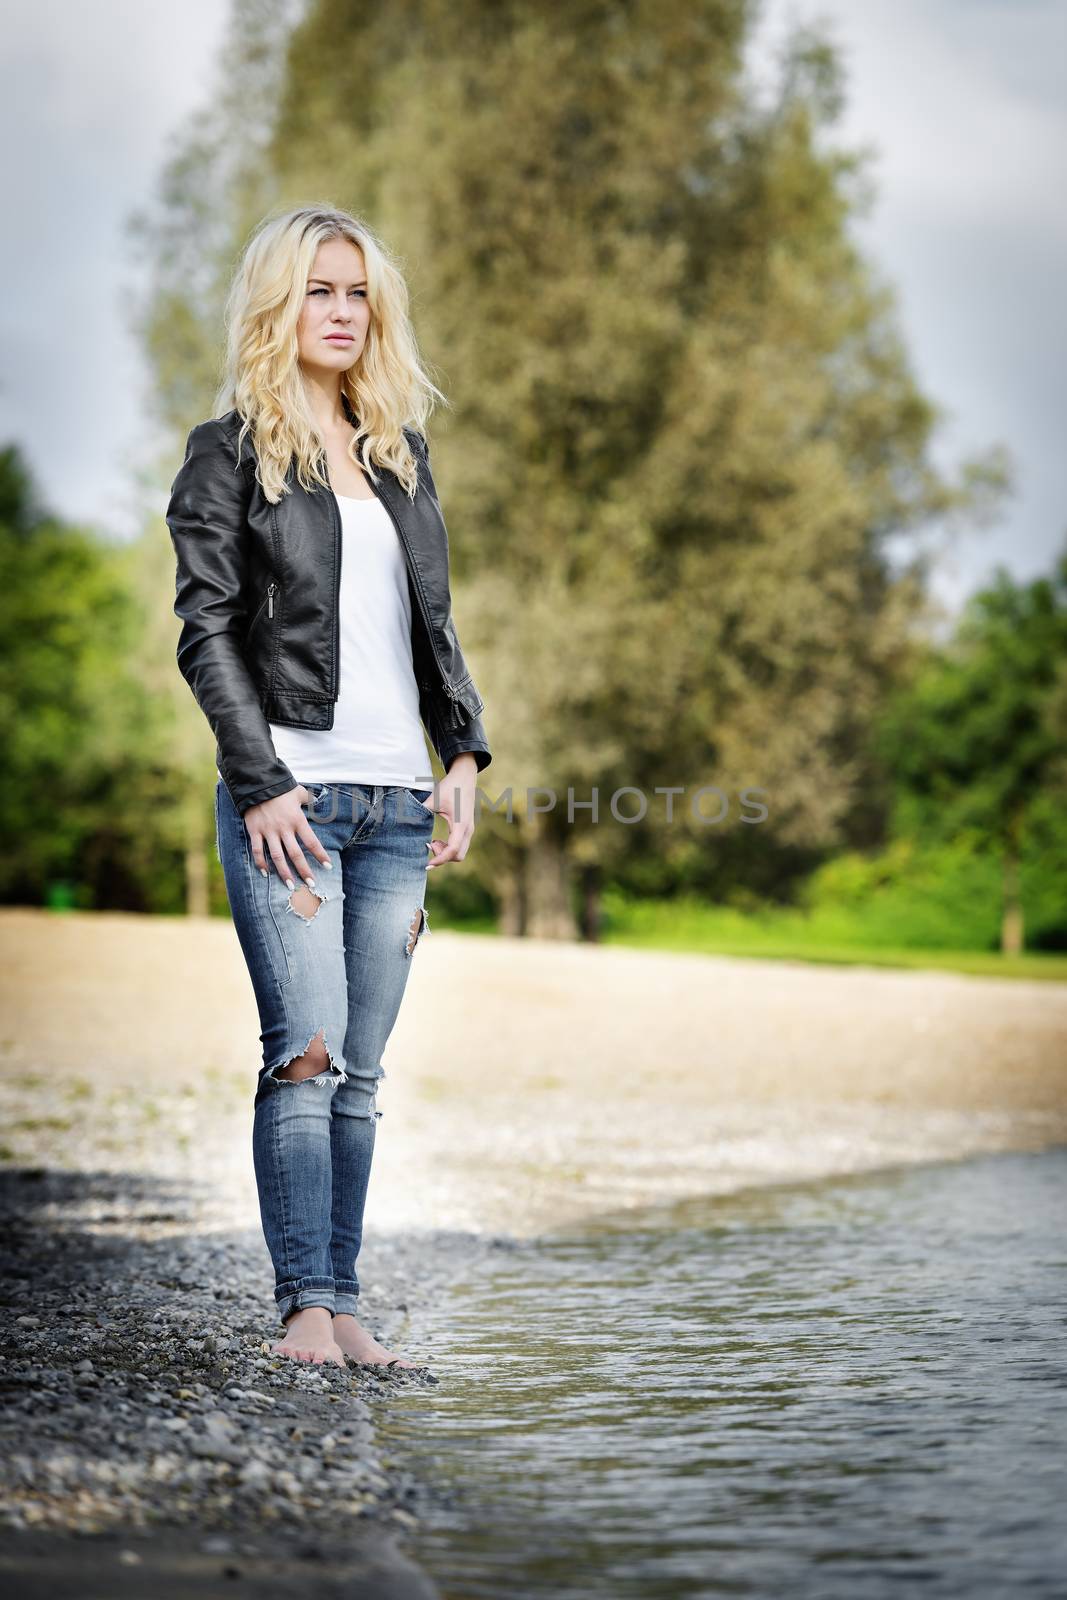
{"left": 212, "top": 204, "right": 447, "bottom": 503}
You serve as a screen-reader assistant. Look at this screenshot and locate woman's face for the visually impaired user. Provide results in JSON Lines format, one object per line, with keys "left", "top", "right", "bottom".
{"left": 295, "top": 236, "right": 372, "bottom": 381}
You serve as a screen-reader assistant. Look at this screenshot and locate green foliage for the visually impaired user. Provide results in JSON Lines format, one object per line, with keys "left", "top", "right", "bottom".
{"left": 0, "top": 445, "right": 191, "bottom": 912}
{"left": 600, "top": 885, "right": 1067, "bottom": 976}
{"left": 878, "top": 554, "right": 1067, "bottom": 845}
{"left": 871, "top": 551, "right": 1067, "bottom": 949}
{"left": 801, "top": 833, "right": 1002, "bottom": 951}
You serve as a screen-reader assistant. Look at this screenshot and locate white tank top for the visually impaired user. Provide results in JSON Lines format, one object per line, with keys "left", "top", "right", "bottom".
{"left": 263, "top": 491, "right": 435, "bottom": 787}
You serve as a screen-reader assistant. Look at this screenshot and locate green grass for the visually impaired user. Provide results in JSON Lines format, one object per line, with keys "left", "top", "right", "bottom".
{"left": 435, "top": 901, "right": 1067, "bottom": 978}
{"left": 597, "top": 895, "right": 1067, "bottom": 981}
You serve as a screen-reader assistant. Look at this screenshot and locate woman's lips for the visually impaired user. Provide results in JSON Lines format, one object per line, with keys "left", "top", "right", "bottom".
{"left": 324, "top": 334, "right": 354, "bottom": 342}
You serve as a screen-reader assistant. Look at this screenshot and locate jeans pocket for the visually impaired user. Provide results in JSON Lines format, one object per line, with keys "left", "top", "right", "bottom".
{"left": 400, "top": 786, "right": 436, "bottom": 822}
{"left": 304, "top": 783, "right": 342, "bottom": 825}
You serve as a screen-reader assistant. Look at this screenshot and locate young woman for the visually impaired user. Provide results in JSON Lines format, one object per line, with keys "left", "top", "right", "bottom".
{"left": 166, "top": 205, "right": 491, "bottom": 1369}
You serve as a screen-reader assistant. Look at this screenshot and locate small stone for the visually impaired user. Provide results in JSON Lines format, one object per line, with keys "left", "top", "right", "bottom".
{"left": 202, "top": 1410, "right": 235, "bottom": 1439}
{"left": 200, "top": 1535, "right": 234, "bottom": 1555}
{"left": 190, "top": 1438, "right": 244, "bottom": 1464}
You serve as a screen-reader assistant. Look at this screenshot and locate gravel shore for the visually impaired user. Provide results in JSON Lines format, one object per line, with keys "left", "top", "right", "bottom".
{"left": 0, "top": 1159, "right": 498, "bottom": 1595}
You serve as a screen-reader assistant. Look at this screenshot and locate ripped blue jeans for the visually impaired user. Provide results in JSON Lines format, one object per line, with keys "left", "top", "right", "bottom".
{"left": 214, "top": 779, "right": 436, "bottom": 1326}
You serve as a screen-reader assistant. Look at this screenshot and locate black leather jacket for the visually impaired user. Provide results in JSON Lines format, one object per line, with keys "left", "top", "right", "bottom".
{"left": 166, "top": 406, "right": 491, "bottom": 816}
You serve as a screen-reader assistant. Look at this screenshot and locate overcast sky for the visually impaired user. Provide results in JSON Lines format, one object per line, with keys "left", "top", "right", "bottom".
{"left": 2, "top": 0, "right": 1064, "bottom": 614}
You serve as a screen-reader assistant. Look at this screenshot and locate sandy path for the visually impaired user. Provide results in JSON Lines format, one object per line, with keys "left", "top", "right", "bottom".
{"left": 3, "top": 909, "right": 1065, "bottom": 1239}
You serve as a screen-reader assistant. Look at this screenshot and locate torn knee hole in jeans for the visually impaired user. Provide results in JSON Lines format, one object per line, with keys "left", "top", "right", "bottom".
{"left": 405, "top": 903, "right": 432, "bottom": 956}
{"left": 286, "top": 883, "right": 327, "bottom": 922}
{"left": 264, "top": 1026, "right": 349, "bottom": 1088}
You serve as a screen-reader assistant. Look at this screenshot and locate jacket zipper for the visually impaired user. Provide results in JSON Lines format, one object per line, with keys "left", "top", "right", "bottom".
{"left": 247, "top": 581, "right": 277, "bottom": 642}
{"left": 360, "top": 473, "right": 471, "bottom": 728}
{"left": 327, "top": 492, "right": 342, "bottom": 696}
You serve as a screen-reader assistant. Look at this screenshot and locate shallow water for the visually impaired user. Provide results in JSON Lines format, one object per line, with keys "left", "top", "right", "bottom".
{"left": 379, "top": 1146, "right": 1067, "bottom": 1598}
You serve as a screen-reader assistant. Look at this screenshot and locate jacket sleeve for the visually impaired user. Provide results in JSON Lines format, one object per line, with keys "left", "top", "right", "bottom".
{"left": 412, "top": 430, "right": 493, "bottom": 776}
{"left": 166, "top": 418, "right": 298, "bottom": 816}
{"left": 423, "top": 688, "right": 493, "bottom": 775}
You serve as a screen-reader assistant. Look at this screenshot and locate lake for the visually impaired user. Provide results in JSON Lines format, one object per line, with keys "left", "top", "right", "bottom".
{"left": 379, "top": 1145, "right": 1067, "bottom": 1598}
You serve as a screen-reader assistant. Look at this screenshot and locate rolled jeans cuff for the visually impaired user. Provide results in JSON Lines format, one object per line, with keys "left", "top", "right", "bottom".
{"left": 275, "top": 1277, "right": 337, "bottom": 1323}
{"left": 333, "top": 1282, "right": 360, "bottom": 1316}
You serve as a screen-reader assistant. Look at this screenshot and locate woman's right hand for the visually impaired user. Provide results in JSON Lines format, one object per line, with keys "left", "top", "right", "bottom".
{"left": 244, "top": 786, "right": 334, "bottom": 889}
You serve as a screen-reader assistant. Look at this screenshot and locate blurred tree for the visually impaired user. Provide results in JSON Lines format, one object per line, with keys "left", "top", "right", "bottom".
{"left": 137, "top": 0, "right": 1009, "bottom": 937}
{"left": 876, "top": 544, "right": 1067, "bottom": 955}
{"left": 127, "top": 0, "right": 305, "bottom": 901}
{"left": 0, "top": 445, "right": 172, "bottom": 911}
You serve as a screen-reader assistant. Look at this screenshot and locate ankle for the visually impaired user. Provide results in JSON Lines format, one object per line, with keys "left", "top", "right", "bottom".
{"left": 283, "top": 1304, "right": 335, "bottom": 1331}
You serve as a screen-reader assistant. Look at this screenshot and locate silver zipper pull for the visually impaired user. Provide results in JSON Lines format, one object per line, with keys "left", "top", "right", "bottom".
{"left": 267, "top": 582, "right": 276, "bottom": 619}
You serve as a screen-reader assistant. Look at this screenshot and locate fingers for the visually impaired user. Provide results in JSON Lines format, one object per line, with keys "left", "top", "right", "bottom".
{"left": 279, "top": 830, "right": 318, "bottom": 889}
{"left": 248, "top": 829, "right": 274, "bottom": 879}
{"left": 294, "top": 788, "right": 333, "bottom": 870}
{"left": 244, "top": 788, "right": 335, "bottom": 882}
{"left": 426, "top": 817, "right": 473, "bottom": 870}
{"left": 298, "top": 818, "right": 334, "bottom": 872}
{"left": 245, "top": 828, "right": 303, "bottom": 887}
{"left": 265, "top": 833, "right": 298, "bottom": 887}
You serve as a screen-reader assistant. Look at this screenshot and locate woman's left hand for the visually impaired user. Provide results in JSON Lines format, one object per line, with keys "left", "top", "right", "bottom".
{"left": 426, "top": 755, "right": 479, "bottom": 870}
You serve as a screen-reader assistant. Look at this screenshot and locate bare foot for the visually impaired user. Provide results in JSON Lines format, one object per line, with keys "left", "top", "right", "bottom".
{"left": 332, "top": 1312, "right": 418, "bottom": 1369}
{"left": 271, "top": 1306, "right": 346, "bottom": 1366}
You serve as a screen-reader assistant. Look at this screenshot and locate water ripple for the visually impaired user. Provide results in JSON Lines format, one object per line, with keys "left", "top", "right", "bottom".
{"left": 379, "top": 1147, "right": 1067, "bottom": 1598}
